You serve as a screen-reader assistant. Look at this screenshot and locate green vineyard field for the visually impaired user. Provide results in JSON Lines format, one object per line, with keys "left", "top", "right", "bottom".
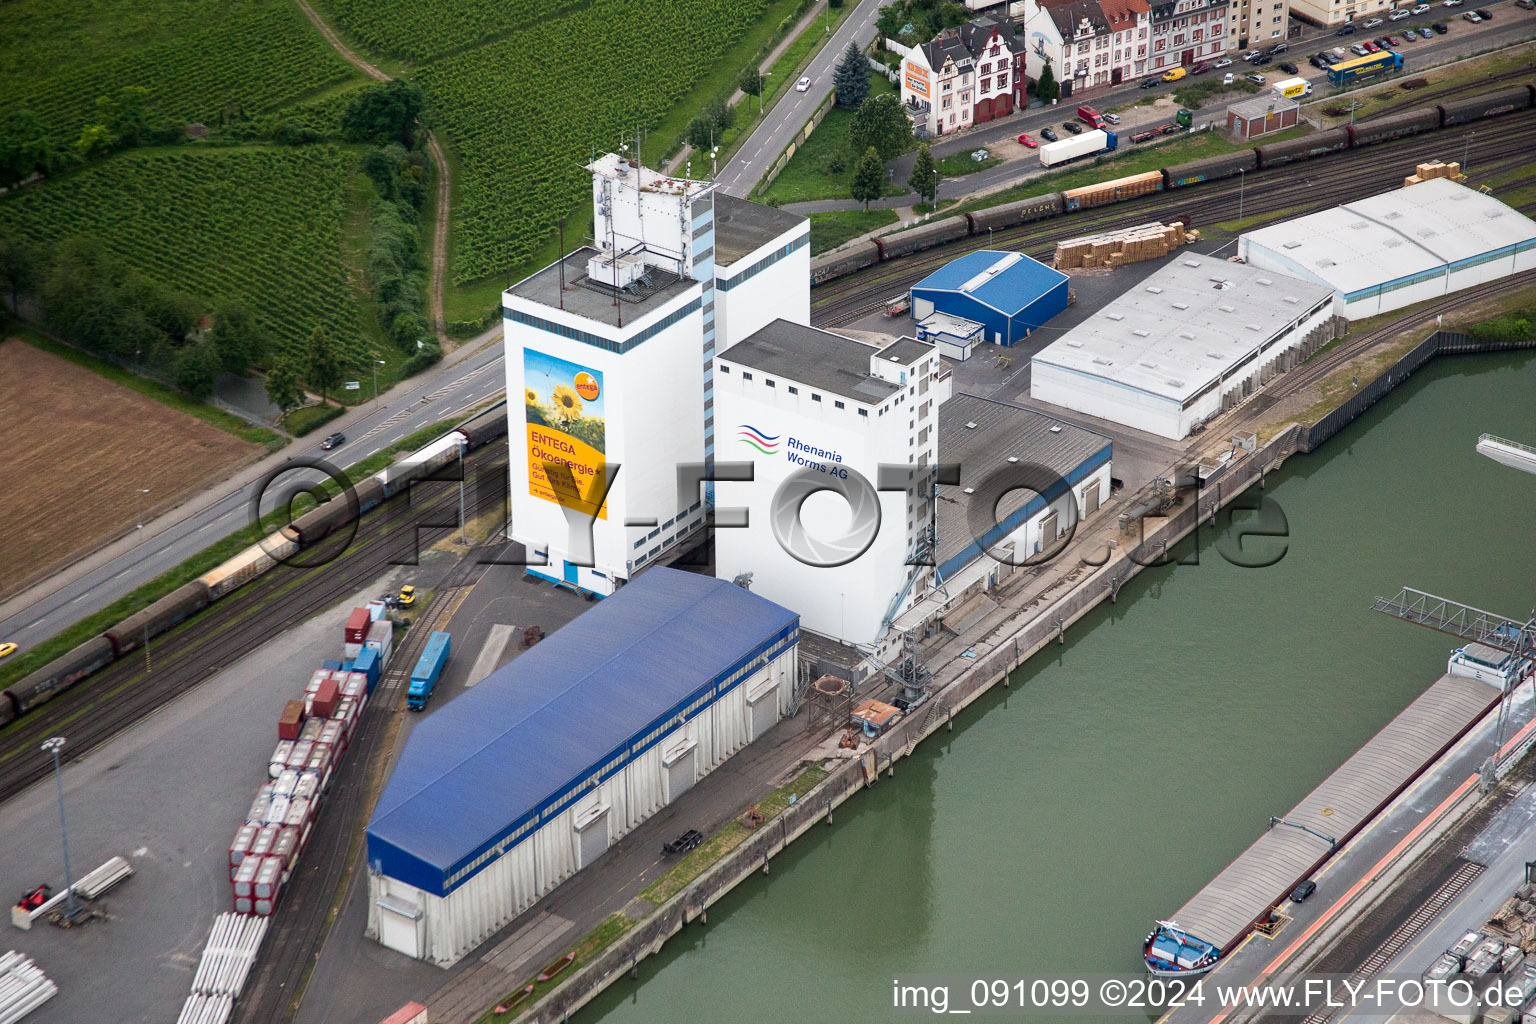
{"left": 418, "top": 0, "right": 769, "bottom": 286}
{"left": 0, "top": 147, "right": 371, "bottom": 367}
{"left": 0, "top": 0, "right": 357, "bottom": 141}
{"left": 319, "top": 0, "right": 584, "bottom": 62}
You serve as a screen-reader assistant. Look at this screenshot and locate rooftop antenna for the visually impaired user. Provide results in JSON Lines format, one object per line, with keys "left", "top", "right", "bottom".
{"left": 556, "top": 216, "right": 566, "bottom": 310}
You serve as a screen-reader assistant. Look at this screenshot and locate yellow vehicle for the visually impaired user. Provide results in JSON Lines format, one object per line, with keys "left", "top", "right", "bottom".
{"left": 0, "top": 642, "right": 16, "bottom": 658}
{"left": 397, "top": 585, "right": 416, "bottom": 607}
{"left": 1161, "top": 67, "right": 1187, "bottom": 82}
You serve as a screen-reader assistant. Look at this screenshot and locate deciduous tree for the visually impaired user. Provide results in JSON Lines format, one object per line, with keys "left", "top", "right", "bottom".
{"left": 908, "top": 142, "right": 940, "bottom": 204}
{"left": 265, "top": 354, "right": 305, "bottom": 417}
{"left": 342, "top": 80, "right": 425, "bottom": 148}
{"left": 306, "top": 325, "right": 343, "bottom": 404}
{"left": 850, "top": 146, "right": 886, "bottom": 210}
{"left": 0, "top": 111, "right": 54, "bottom": 186}
{"left": 850, "top": 94, "right": 912, "bottom": 162}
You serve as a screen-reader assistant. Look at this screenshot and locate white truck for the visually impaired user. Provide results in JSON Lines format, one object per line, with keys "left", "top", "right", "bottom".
{"left": 1038, "top": 128, "right": 1119, "bottom": 168}
{"left": 1273, "top": 76, "right": 1312, "bottom": 99}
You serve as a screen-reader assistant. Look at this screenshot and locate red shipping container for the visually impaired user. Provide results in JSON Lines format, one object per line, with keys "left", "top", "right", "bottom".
{"left": 344, "top": 607, "right": 370, "bottom": 644}
{"left": 233, "top": 854, "right": 260, "bottom": 898}
{"left": 229, "top": 823, "right": 257, "bottom": 878}
{"left": 272, "top": 825, "right": 299, "bottom": 869}
{"left": 251, "top": 824, "right": 277, "bottom": 859}
{"left": 313, "top": 677, "right": 340, "bottom": 719}
{"left": 278, "top": 699, "right": 306, "bottom": 740}
{"left": 254, "top": 855, "right": 284, "bottom": 900}
{"left": 305, "top": 669, "right": 328, "bottom": 696}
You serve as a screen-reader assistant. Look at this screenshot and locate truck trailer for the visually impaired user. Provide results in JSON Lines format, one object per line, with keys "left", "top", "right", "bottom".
{"left": 406, "top": 631, "right": 451, "bottom": 711}
{"left": 1039, "top": 128, "right": 1118, "bottom": 168}
{"left": 1273, "top": 76, "right": 1312, "bottom": 99}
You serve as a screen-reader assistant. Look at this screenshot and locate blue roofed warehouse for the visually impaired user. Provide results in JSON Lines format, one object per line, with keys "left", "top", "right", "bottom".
{"left": 365, "top": 568, "right": 799, "bottom": 965}
{"left": 909, "top": 249, "right": 1069, "bottom": 350}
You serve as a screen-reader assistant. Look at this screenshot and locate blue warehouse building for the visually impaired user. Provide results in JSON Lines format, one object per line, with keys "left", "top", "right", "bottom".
{"left": 365, "top": 567, "right": 799, "bottom": 965}
{"left": 909, "top": 249, "right": 1069, "bottom": 351}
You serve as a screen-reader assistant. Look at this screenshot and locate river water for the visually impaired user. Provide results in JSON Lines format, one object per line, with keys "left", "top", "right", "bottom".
{"left": 582, "top": 349, "right": 1536, "bottom": 1024}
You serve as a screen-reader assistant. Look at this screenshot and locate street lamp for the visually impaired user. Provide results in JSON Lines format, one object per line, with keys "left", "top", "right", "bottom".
{"left": 40, "top": 737, "right": 78, "bottom": 917}
{"left": 372, "top": 359, "right": 387, "bottom": 404}
{"left": 1237, "top": 167, "right": 1245, "bottom": 231}
{"left": 135, "top": 487, "right": 151, "bottom": 535}
{"left": 711, "top": 146, "right": 720, "bottom": 177}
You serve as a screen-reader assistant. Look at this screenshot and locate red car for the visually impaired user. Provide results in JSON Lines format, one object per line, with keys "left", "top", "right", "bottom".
{"left": 1363, "top": 39, "right": 1380, "bottom": 51}
{"left": 1385, "top": 34, "right": 1400, "bottom": 44}
{"left": 1190, "top": 61, "right": 1211, "bottom": 74}
{"left": 1017, "top": 133, "right": 1037, "bottom": 148}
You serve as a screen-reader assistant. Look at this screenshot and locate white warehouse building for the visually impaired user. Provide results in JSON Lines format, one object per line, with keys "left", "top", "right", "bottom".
{"left": 1030, "top": 253, "right": 1337, "bottom": 440}
{"left": 366, "top": 568, "right": 799, "bottom": 966}
{"left": 1239, "top": 178, "right": 1536, "bottom": 320}
{"left": 714, "top": 325, "right": 945, "bottom": 649}
{"left": 503, "top": 155, "right": 808, "bottom": 596}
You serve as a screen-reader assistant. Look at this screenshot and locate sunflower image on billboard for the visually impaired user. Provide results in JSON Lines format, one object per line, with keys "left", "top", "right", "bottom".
{"left": 523, "top": 349, "right": 608, "bottom": 519}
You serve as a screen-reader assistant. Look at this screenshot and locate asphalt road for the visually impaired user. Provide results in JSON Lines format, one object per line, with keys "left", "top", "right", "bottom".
{"left": 713, "top": 0, "right": 888, "bottom": 197}
{"left": 0, "top": 334, "right": 507, "bottom": 657}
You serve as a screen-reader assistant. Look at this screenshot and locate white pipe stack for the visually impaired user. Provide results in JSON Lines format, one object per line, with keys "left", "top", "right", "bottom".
{"left": 189, "top": 913, "right": 269, "bottom": 998}
{"left": 0, "top": 951, "right": 59, "bottom": 1024}
{"left": 174, "top": 992, "right": 234, "bottom": 1024}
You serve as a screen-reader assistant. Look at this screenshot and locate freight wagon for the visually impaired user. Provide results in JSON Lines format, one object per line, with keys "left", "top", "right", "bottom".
{"left": 407, "top": 632, "right": 451, "bottom": 711}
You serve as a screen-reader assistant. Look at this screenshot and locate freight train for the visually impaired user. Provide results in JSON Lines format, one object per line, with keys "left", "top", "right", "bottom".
{"left": 0, "top": 403, "right": 510, "bottom": 727}
{"left": 809, "top": 84, "right": 1536, "bottom": 286}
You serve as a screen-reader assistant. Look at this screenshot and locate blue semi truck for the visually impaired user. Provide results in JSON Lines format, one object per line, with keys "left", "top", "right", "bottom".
{"left": 406, "top": 631, "right": 451, "bottom": 711}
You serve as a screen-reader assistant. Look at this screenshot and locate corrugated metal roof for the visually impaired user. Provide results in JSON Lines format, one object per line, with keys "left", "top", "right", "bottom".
{"left": 936, "top": 394, "right": 1111, "bottom": 573}
{"left": 913, "top": 249, "right": 1069, "bottom": 316}
{"left": 718, "top": 319, "right": 899, "bottom": 404}
{"left": 367, "top": 568, "right": 798, "bottom": 892}
{"left": 1242, "top": 179, "right": 1536, "bottom": 298}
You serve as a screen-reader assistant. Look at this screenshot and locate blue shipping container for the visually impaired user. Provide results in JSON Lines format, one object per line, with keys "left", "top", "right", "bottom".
{"left": 407, "top": 631, "right": 451, "bottom": 710}
{"left": 323, "top": 659, "right": 344, "bottom": 671}
{"left": 351, "top": 647, "right": 381, "bottom": 694}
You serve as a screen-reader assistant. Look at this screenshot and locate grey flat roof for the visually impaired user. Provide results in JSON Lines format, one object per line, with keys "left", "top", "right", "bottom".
{"left": 1242, "top": 178, "right": 1536, "bottom": 297}
{"left": 713, "top": 194, "right": 807, "bottom": 266}
{"left": 718, "top": 319, "right": 899, "bottom": 404}
{"left": 935, "top": 394, "right": 1111, "bottom": 569}
{"left": 506, "top": 246, "right": 698, "bottom": 328}
{"left": 1032, "top": 253, "right": 1333, "bottom": 405}
{"left": 875, "top": 337, "right": 936, "bottom": 367}
{"left": 1228, "top": 95, "right": 1298, "bottom": 119}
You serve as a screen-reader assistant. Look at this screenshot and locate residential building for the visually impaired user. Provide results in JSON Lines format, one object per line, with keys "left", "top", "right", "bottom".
{"left": 900, "top": 16, "right": 1028, "bottom": 136}
{"left": 1227, "top": 0, "right": 1290, "bottom": 47}
{"left": 1025, "top": 0, "right": 1226, "bottom": 94}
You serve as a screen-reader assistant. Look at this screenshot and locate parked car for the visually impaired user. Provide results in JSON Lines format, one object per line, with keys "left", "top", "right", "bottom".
{"left": 1040, "top": 127, "right": 1059, "bottom": 141}
{"left": 1139, "top": 77, "right": 1161, "bottom": 88}
{"left": 1376, "top": 36, "right": 1393, "bottom": 46}
{"left": 1474, "top": 7, "right": 1492, "bottom": 17}
{"left": 1017, "top": 133, "right": 1037, "bottom": 147}
{"left": 1191, "top": 61, "right": 1211, "bottom": 74}
{"left": 1363, "top": 39, "right": 1380, "bottom": 50}
{"left": 321, "top": 431, "right": 346, "bottom": 450}
{"left": 1351, "top": 42, "right": 1369, "bottom": 54}
{"left": 1214, "top": 57, "right": 1234, "bottom": 67}
{"left": 1463, "top": 10, "right": 1481, "bottom": 20}
{"left": 1310, "top": 54, "right": 1329, "bottom": 67}
{"left": 1279, "top": 61, "right": 1299, "bottom": 73}
{"left": 1103, "top": 112, "right": 1121, "bottom": 124}
{"left": 1363, "top": 16, "right": 1384, "bottom": 25}
{"left": 1336, "top": 22, "right": 1358, "bottom": 33}
{"left": 1245, "top": 72, "right": 1267, "bottom": 84}
{"left": 1241, "top": 49, "right": 1261, "bottom": 60}
{"left": 1290, "top": 879, "right": 1318, "bottom": 903}
{"left": 1254, "top": 53, "right": 1272, "bottom": 65}
{"left": 1517, "top": 0, "right": 1535, "bottom": 10}
{"left": 1410, "top": 3, "right": 1431, "bottom": 11}
{"left": 1268, "top": 41, "right": 1288, "bottom": 53}
{"left": 795, "top": 76, "right": 811, "bottom": 92}
{"left": 1432, "top": 19, "right": 1449, "bottom": 30}
{"left": 1389, "top": 7, "right": 1410, "bottom": 18}
{"left": 1223, "top": 71, "right": 1236, "bottom": 84}
{"left": 1162, "top": 66, "right": 1187, "bottom": 81}
{"left": 1443, "top": 0, "right": 1464, "bottom": 8}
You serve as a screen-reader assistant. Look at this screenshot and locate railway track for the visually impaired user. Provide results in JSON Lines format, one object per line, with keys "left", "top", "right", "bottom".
{"left": 233, "top": 530, "right": 504, "bottom": 1024}
{"left": 810, "top": 115, "right": 1536, "bottom": 328}
{"left": 0, "top": 447, "right": 510, "bottom": 805}
{"left": 1360, "top": 65, "right": 1536, "bottom": 121}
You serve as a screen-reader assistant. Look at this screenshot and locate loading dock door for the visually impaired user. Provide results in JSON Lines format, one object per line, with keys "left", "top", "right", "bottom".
{"left": 1039, "top": 510, "right": 1059, "bottom": 547}
{"left": 574, "top": 803, "right": 611, "bottom": 869}
{"left": 1083, "top": 482, "right": 1101, "bottom": 517}
{"left": 747, "top": 679, "right": 780, "bottom": 741}
{"left": 663, "top": 741, "right": 698, "bottom": 803}
{"left": 377, "top": 895, "right": 424, "bottom": 959}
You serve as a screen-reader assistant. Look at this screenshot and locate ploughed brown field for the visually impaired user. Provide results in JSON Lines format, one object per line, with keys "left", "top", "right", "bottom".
{"left": 0, "top": 338, "right": 260, "bottom": 585}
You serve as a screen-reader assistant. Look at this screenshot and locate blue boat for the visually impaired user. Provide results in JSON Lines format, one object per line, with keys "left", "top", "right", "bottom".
{"left": 1144, "top": 920, "right": 1221, "bottom": 977}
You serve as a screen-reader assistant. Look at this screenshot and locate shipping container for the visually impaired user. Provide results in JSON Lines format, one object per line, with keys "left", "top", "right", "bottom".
{"left": 265, "top": 794, "right": 291, "bottom": 827}
{"left": 246, "top": 784, "right": 274, "bottom": 825}
{"left": 254, "top": 856, "right": 283, "bottom": 900}
{"left": 229, "top": 824, "right": 257, "bottom": 877}
{"left": 299, "top": 717, "right": 324, "bottom": 743}
{"left": 407, "top": 631, "right": 452, "bottom": 710}
{"left": 365, "top": 620, "right": 393, "bottom": 668}
{"left": 345, "top": 607, "right": 371, "bottom": 644}
{"left": 322, "top": 659, "right": 344, "bottom": 671}
{"left": 306, "top": 742, "right": 334, "bottom": 776}
{"left": 285, "top": 796, "right": 313, "bottom": 830}
{"left": 351, "top": 648, "right": 381, "bottom": 692}
{"left": 1038, "top": 129, "right": 1118, "bottom": 168}
{"left": 278, "top": 700, "right": 306, "bottom": 740}
{"left": 344, "top": 641, "right": 363, "bottom": 661}
{"left": 272, "top": 826, "right": 299, "bottom": 870}
{"left": 313, "top": 677, "right": 340, "bottom": 718}
{"left": 233, "top": 854, "right": 260, "bottom": 898}
{"left": 366, "top": 600, "right": 387, "bottom": 621}
{"left": 269, "top": 740, "right": 295, "bottom": 779}
{"left": 287, "top": 740, "right": 314, "bottom": 772}
{"left": 296, "top": 771, "right": 321, "bottom": 802}
{"left": 273, "top": 769, "right": 299, "bottom": 798}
